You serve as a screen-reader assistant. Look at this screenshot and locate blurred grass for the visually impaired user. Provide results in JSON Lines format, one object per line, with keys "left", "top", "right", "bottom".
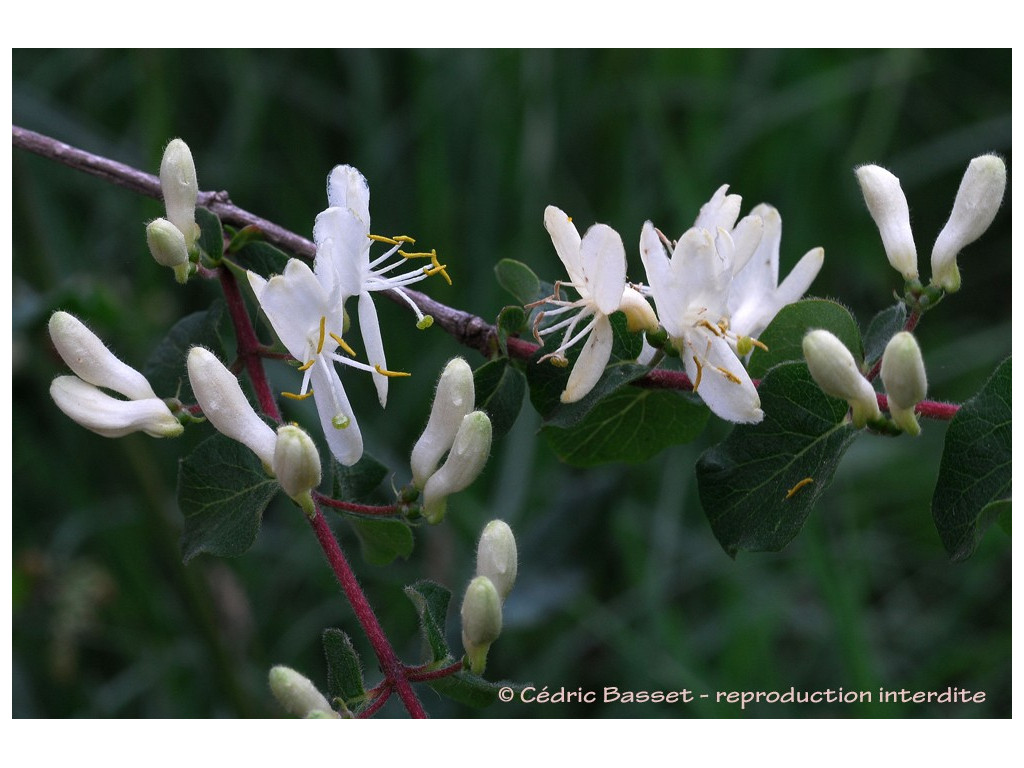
{"left": 12, "top": 49, "right": 1011, "bottom": 718}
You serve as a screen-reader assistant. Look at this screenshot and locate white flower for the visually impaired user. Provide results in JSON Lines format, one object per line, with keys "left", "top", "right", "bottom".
{"left": 534, "top": 205, "right": 630, "bottom": 404}
{"left": 855, "top": 165, "right": 918, "bottom": 280}
{"left": 312, "top": 165, "right": 446, "bottom": 407}
{"left": 460, "top": 575, "right": 502, "bottom": 676}
{"left": 273, "top": 424, "right": 322, "bottom": 499}
{"left": 159, "top": 138, "right": 199, "bottom": 249}
{"left": 727, "top": 204, "right": 824, "bottom": 344}
{"left": 410, "top": 357, "right": 476, "bottom": 489}
{"left": 421, "top": 410, "right": 492, "bottom": 524}
{"left": 248, "top": 258, "right": 380, "bottom": 466}
{"left": 880, "top": 331, "right": 927, "bottom": 436}
{"left": 48, "top": 311, "right": 182, "bottom": 438}
{"left": 802, "top": 330, "right": 881, "bottom": 428}
{"left": 268, "top": 666, "right": 340, "bottom": 719}
{"left": 476, "top": 520, "right": 517, "bottom": 602}
{"left": 146, "top": 218, "right": 191, "bottom": 283}
{"left": 639, "top": 222, "right": 763, "bottom": 424}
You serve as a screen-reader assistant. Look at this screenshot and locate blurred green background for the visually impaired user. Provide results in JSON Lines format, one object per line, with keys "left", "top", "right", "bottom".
{"left": 12, "top": 50, "right": 1011, "bottom": 718}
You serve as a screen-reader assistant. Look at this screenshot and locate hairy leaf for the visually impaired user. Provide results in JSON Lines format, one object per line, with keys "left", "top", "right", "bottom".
{"left": 322, "top": 628, "right": 365, "bottom": 709}
{"left": 427, "top": 670, "right": 517, "bottom": 708}
{"left": 474, "top": 358, "right": 526, "bottom": 440}
{"left": 195, "top": 207, "right": 224, "bottom": 262}
{"left": 494, "top": 258, "right": 543, "bottom": 305}
{"left": 350, "top": 518, "right": 414, "bottom": 566}
{"left": 747, "top": 299, "right": 863, "bottom": 378}
{"left": 143, "top": 301, "right": 226, "bottom": 402}
{"left": 862, "top": 301, "right": 908, "bottom": 368}
{"left": 404, "top": 580, "right": 452, "bottom": 664}
{"left": 331, "top": 453, "right": 388, "bottom": 502}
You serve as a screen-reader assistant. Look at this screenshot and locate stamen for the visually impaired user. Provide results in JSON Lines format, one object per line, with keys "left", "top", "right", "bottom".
{"left": 698, "top": 319, "right": 724, "bottom": 337}
{"left": 329, "top": 332, "right": 357, "bottom": 357}
{"left": 416, "top": 316, "right": 434, "bottom": 330}
{"left": 393, "top": 235, "right": 416, "bottom": 243}
{"left": 368, "top": 234, "right": 400, "bottom": 245}
{"left": 332, "top": 413, "right": 350, "bottom": 430}
{"left": 283, "top": 390, "right": 315, "bottom": 401}
{"left": 316, "top": 316, "right": 326, "bottom": 354}
{"left": 714, "top": 365, "right": 742, "bottom": 385}
{"left": 750, "top": 337, "right": 769, "bottom": 352}
{"left": 784, "top": 477, "right": 814, "bottom": 500}
{"left": 297, "top": 359, "right": 315, "bottom": 372}
{"left": 397, "top": 249, "right": 432, "bottom": 259}
{"left": 374, "top": 364, "right": 412, "bottom": 378}
{"left": 691, "top": 356, "right": 704, "bottom": 391}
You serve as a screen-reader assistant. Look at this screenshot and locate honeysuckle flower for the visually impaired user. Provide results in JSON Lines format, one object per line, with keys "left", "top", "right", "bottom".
{"left": 461, "top": 575, "right": 502, "bottom": 675}
{"left": 273, "top": 424, "right": 322, "bottom": 500}
{"left": 187, "top": 347, "right": 277, "bottom": 469}
{"left": 410, "top": 357, "right": 476, "bottom": 489}
{"left": 727, "top": 204, "right": 825, "bottom": 347}
{"left": 268, "top": 666, "right": 341, "bottom": 719}
{"left": 639, "top": 222, "right": 764, "bottom": 424}
{"left": 880, "top": 331, "right": 927, "bottom": 436}
{"left": 476, "top": 520, "right": 517, "bottom": 603}
{"left": 421, "top": 410, "right": 492, "bottom": 524}
{"left": 48, "top": 311, "right": 182, "bottom": 438}
{"left": 855, "top": 165, "right": 918, "bottom": 280}
{"left": 313, "top": 164, "right": 447, "bottom": 407}
{"left": 533, "top": 206, "right": 630, "bottom": 404}
{"left": 146, "top": 217, "right": 191, "bottom": 283}
{"left": 159, "top": 138, "right": 199, "bottom": 249}
{"left": 802, "top": 330, "right": 881, "bottom": 428}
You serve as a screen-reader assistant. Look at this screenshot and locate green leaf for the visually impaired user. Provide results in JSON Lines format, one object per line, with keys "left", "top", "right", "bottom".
{"left": 178, "top": 433, "right": 279, "bottom": 562}
{"left": 543, "top": 388, "right": 709, "bottom": 467}
{"left": 331, "top": 453, "right": 388, "bottom": 501}
{"left": 747, "top": 299, "right": 863, "bottom": 378}
{"left": 494, "top": 258, "right": 543, "bottom": 304}
{"left": 931, "top": 357, "right": 1011, "bottom": 561}
{"left": 404, "top": 580, "right": 452, "bottom": 664}
{"left": 195, "top": 207, "right": 224, "bottom": 262}
{"left": 226, "top": 241, "right": 292, "bottom": 279}
{"left": 696, "top": 362, "right": 860, "bottom": 556}
{"left": 862, "top": 302, "right": 908, "bottom": 368}
{"left": 350, "top": 518, "right": 414, "bottom": 566}
{"left": 496, "top": 305, "right": 527, "bottom": 355}
{"left": 996, "top": 501, "right": 1011, "bottom": 536}
{"left": 427, "top": 670, "right": 515, "bottom": 708}
{"left": 322, "top": 628, "right": 365, "bottom": 708}
{"left": 226, "top": 225, "right": 266, "bottom": 254}
{"left": 143, "top": 301, "right": 226, "bottom": 402}
{"left": 474, "top": 358, "right": 526, "bottom": 440}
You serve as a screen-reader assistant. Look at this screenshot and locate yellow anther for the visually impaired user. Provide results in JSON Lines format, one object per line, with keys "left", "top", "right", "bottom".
{"left": 329, "top": 332, "right": 357, "bottom": 357}
{"left": 714, "top": 365, "right": 742, "bottom": 385}
{"left": 297, "top": 359, "right": 315, "bottom": 372}
{"left": 368, "top": 234, "right": 400, "bottom": 245}
{"left": 784, "top": 477, "right": 814, "bottom": 500}
{"left": 749, "top": 337, "right": 769, "bottom": 352}
{"left": 717, "top": 317, "right": 730, "bottom": 333}
{"left": 550, "top": 356, "right": 569, "bottom": 368}
{"left": 282, "top": 390, "right": 315, "bottom": 401}
{"left": 567, "top": 215, "right": 573, "bottom": 223}
{"left": 374, "top": 364, "right": 412, "bottom": 378}
{"left": 316, "top": 316, "right": 326, "bottom": 354}
{"left": 698, "top": 319, "right": 724, "bottom": 337}
{"left": 398, "top": 250, "right": 432, "bottom": 259}
{"left": 692, "top": 356, "right": 704, "bottom": 391}
{"left": 393, "top": 235, "right": 416, "bottom": 243}
{"left": 416, "top": 316, "right": 434, "bottom": 330}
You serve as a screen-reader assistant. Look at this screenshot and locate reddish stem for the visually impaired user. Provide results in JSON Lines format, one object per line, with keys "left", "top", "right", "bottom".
{"left": 357, "top": 685, "right": 394, "bottom": 719}
{"left": 876, "top": 392, "right": 959, "bottom": 420}
{"left": 406, "top": 660, "right": 463, "bottom": 682}
{"left": 308, "top": 502, "right": 427, "bottom": 718}
{"left": 314, "top": 493, "right": 403, "bottom": 517}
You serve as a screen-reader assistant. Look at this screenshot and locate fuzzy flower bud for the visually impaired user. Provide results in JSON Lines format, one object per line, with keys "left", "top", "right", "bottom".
{"left": 802, "top": 330, "right": 881, "bottom": 428}
{"left": 930, "top": 154, "right": 1006, "bottom": 293}
{"left": 476, "top": 520, "right": 518, "bottom": 602}
{"left": 146, "top": 217, "right": 191, "bottom": 283}
{"left": 159, "top": 138, "right": 199, "bottom": 249}
{"left": 461, "top": 576, "right": 502, "bottom": 675}
{"left": 619, "top": 286, "right": 659, "bottom": 333}
{"left": 880, "top": 332, "right": 928, "bottom": 436}
{"left": 50, "top": 376, "right": 183, "bottom": 438}
{"left": 273, "top": 424, "right": 322, "bottom": 500}
{"left": 187, "top": 347, "right": 277, "bottom": 471}
{"left": 421, "top": 411, "right": 492, "bottom": 524}
{"left": 855, "top": 165, "right": 918, "bottom": 280}
{"left": 410, "top": 357, "right": 475, "bottom": 489}
{"left": 268, "top": 665, "right": 340, "bottom": 719}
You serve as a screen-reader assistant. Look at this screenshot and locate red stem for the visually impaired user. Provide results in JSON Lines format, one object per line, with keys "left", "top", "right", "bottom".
{"left": 357, "top": 685, "right": 394, "bottom": 719}
{"left": 406, "top": 660, "right": 463, "bottom": 682}
{"left": 308, "top": 502, "right": 427, "bottom": 718}
{"left": 876, "top": 392, "right": 959, "bottom": 420}
{"left": 314, "top": 493, "right": 403, "bottom": 516}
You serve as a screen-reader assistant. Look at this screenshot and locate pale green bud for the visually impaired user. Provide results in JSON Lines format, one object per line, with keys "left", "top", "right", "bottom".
{"left": 187, "top": 347, "right": 277, "bottom": 471}
{"left": 855, "top": 164, "right": 918, "bottom": 280}
{"left": 476, "top": 520, "right": 517, "bottom": 601}
{"left": 159, "top": 138, "right": 200, "bottom": 249}
{"left": 930, "top": 154, "right": 1006, "bottom": 293}
{"left": 50, "top": 375, "right": 183, "bottom": 438}
{"left": 421, "top": 411, "right": 492, "bottom": 524}
{"left": 410, "top": 357, "right": 475, "bottom": 489}
{"left": 461, "top": 576, "right": 502, "bottom": 675}
{"left": 146, "top": 217, "right": 191, "bottom": 283}
{"left": 268, "top": 665, "right": 340, "bottom": 719}
{"left": 880, "top": 332, "right": 927, "bottom": 436}
{"left": 273, "top": 424, "right": 322, "bottom": 500}
{"left": 802, "top": 330, "right": 881, "bottom": 428}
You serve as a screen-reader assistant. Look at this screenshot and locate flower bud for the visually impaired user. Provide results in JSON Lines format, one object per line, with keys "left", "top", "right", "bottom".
{"left": 855, "top": 165, "right": 918, "bottom": 280}
{"left": 410, "top": 357, "right": 475, "bottom": 488}
{"left": 802, "top": 330, "right": 881, "bottom": 428}
{"left": 146, "top": 217, "right": 191, "bottom": 283}
{"left": 930, "top": 154, "right": 1006, "bottom": 293}
{"left": 880, "top": 332, "right": 927, "bottom": 436}
{"left": 268, "top": 665, "right": 340, "bottom": 719}
{"left": 619, "top": 286, "right": 659, "bottom": 333}
{"left": 476, "top": 520, "right": 517, "bottom": 601}
{"left": 461, "top": 576, "right": 502, "bottom": 675}
{"left": 187, "top": 347, "right": 277, "bottom": 471}
{"left": 49, "top": 311, "right": 158, "bottom": 401}
{"left": 50, "top": 375, "right": 183, "bottom": 438}
{"left": 159, "top": 138, "right": 199, "bottom": 249}
{"left": 421, "top": 411, "right": 492, "bottom": 524}
{"left": 273, "top": 424, "right": 322, "bottom": 499}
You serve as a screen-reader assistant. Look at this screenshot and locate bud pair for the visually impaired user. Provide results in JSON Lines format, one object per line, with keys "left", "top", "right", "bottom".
{"left": 48, "top": 311, "right": 183, "bottom": 439}
{"left": 147, "top": 138, "right": 200, "bottom": 281}
{"left": 461, "top": 520, "right": 518, "bottom": 675}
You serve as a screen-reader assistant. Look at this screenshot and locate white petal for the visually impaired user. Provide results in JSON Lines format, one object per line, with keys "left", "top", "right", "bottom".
{"left": 561, "top": 313, "right": 614, "bottom": 403}
{"left": 729, "top": 213, "right": 764, "bottom": 276}
{"left": 639, "top": 221, "right": 680, "bottom": 334}
{"left": 326, "top": 165, "right": 371, "bottom": 227}
{"left": 580, "top": 224, "right": 626, "bottom": 315}
{"left": 543, "top": 205, "right": 585, "bottom": 287}
{"left": 313, "top": 207, "right": 369, "bottom": 299}
{"left": 310, "top": 362, "right": 363, "bottom": 466}
{"left": 258, "top": 260, "right": 331, "bottom": 360}
{"left": 51, "top": 376, "right": 183, "bottom": 439}
{"left": 672, "top": 227, "right": 721, "bottom": 318}
{"left": 694, "top": 184, "right": 741, "bottom": 232}
{"left": 358, "top": 291, "right": 388, "bottom": 407}
{"left": 775, "top": 247, "right": 824, "bottom": 308}
{"left": 855, "top": 164, "right": 918, "bottom": 280}
{"left": 247, "top": 270, "right": 269, "bottom": 302}
{"left": 685, "top": 331, "right": 763, "bottom": 424}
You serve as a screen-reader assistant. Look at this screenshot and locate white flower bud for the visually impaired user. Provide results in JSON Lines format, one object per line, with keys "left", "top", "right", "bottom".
{"left": 855, "top": 165, "right": 918, "bottom": 280}
{"left": 268, "top": 665, "right": 340, "bottom": 719}
{"left": 146, "top": 217, "right": 191, "bottom": 283}
{"left": 187, "top": 347, "right": 277, "bottom": 471}
{"left": 618, "top": 286, "right": 659, "bottom": 333}
{"left": 50, "top": 375, "right": 183, "bottom": 438}
{"left": 421, "top": 411, "right": 492, "bottom": 524}
{"left": 461, "top": 576, "right": 502, "bottom": 675}
{"left": 802, "top": 330, "right": 881, "bottom": 428}
{"left": 273, "top": 424, "right": 322, "bottom": 499}
{"left": 159, "top": 138, "right": 199, "bottom": 249}
{"left": 410, "top": 357, "right": 475, "bottom": 488}
{"left": 48, "top": 311, "right": 158, "bottom": 401}
{"left": 930, "top": 154, "right": 1006, "bottom": 293}
{"left": 880, "top": 332, "right": 927, "bottom": 436}
{"left": 476, "top": 520, "right": 517, "bottom": 602}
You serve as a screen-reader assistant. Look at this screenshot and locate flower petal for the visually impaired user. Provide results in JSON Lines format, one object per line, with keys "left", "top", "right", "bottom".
{"left": 580, "top": 224, "right": 626, "bottom": 315}
{"left": 685, "top": 331, "right": 763, "bottom": 424}
{"left": 326, "top": 165, "right": 370, "bottom": 227}
{"left": 313, "top": 207, "right": 369, "bottom": 300}
{"left": 775, "top": 247, "right": 824, "bottom": 308}
{"left": 50, "top": 376, "right": 183, "bottom": 439}
{"left": 310, "top": 361, "right": 363, "bottom": 466}
{"left": 543, "top": 205, "right": 585, "bottom": 288}
{"left": 694, "top": 184, "right": 741, "bottom": 232}
{"left": 561, "top": 313, "right": 614, "bottom": 403}
{"left": 358, "top": 291, "right": 388, "bottom": 407}
{"left": 258, "top": 260, "right": 330, "bottom": 360}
